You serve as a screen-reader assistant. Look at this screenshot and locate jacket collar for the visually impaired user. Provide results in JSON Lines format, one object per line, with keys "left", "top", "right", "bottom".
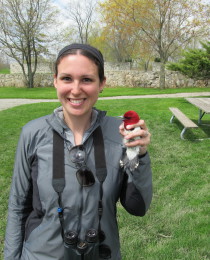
{"left": 46, "top": 106, "right": 107, "bottom": 139}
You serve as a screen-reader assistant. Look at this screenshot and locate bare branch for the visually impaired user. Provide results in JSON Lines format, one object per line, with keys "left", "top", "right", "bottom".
{"left": 66, "top": 0, "right": 96, "bottom": 43}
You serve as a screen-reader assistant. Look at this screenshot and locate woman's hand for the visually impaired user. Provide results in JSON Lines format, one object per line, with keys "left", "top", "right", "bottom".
{"left": 119, "top": 119, "right": 151, "bottom": 156}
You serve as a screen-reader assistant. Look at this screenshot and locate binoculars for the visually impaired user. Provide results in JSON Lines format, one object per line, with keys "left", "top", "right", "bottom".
{"left": 64, "top": 229, "right": 99, "bottom": 260}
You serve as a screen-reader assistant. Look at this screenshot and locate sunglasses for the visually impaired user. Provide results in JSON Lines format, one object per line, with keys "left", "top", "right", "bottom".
{"left": 69, "top": 145, "right": 95, "bottom": 187}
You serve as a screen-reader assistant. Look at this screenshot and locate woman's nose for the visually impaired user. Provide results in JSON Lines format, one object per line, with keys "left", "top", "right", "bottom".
{"left": 71, "top": 81, "right": 81, "bottom": 95}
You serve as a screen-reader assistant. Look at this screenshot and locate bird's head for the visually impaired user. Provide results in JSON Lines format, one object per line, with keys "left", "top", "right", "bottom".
{"left": 122, "top": 110, "right": 140, "bottom": 130}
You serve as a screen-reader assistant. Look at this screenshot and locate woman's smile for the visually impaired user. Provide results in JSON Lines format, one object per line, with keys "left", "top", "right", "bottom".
{"left": 67, "top": 98, "right": 86, "bottom": 106}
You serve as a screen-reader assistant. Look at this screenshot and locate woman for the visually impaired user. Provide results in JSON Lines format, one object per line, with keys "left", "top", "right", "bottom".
{"left": 4, "top": 43, "right": 152, "bottom": 260}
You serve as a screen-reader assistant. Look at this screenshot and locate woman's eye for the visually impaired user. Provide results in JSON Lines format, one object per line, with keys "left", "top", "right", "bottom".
{"left": 62, "top": 77, "right": 72, "bottom": 81}
{"left": 83, "top": 78, "right": 92, "bottom": 83}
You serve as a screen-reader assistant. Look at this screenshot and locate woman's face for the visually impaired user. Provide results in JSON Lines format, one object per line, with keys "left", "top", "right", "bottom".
{"left": 54, "top": 54, "right": 105, "bottom": 120}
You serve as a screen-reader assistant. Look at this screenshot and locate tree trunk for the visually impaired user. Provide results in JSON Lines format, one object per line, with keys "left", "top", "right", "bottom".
{"left": 159, "top": 62, "right": 166, "bottom": 89}
{"left": 28, "top": 73, "right": 34, "bottom": 88}
{"left": 144, "top": 59, "right": 150, "bottom": 71}
{"left": 26, "top": 62, "right": 34, "bottom": 88}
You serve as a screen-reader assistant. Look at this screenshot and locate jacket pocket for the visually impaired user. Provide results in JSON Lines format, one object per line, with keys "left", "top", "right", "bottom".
{"left": 24, "top": 209, "right": 45, "bottom": 241}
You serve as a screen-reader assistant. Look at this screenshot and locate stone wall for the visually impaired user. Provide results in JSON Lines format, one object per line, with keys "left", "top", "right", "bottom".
{"left": 10, "top": 63, "right": 53, "bottom": 74}
{"left": 0, "top": 70, "right": 209, "bottom": 88}
{"left": 105, "top": 70, "right": 209, "bottom": 88}
{"left": 0, "top": 74, "right": 24, "bottom": 87}
{"left": 0, "top": 74, "right": 54, "bottom": 88}
{"left": 10, "top": 62, "right": 131, "bottom": 74}
{"left": 105, "top": 62, "right": 131, "bottom": 71}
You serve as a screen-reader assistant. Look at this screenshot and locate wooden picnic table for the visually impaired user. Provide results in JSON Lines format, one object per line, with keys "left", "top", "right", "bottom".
{"left": 185, "top": 98, "right": 210, "bottom": 124}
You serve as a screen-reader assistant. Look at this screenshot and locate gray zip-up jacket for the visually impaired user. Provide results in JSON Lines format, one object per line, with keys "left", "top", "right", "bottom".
{"left": 4, "top": 107, "right": 152, "bottom": 260}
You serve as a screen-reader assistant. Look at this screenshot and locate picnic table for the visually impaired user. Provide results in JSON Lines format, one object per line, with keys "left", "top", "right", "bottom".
{"left": 185, "top": 98, "right": 210, "bottom": 124}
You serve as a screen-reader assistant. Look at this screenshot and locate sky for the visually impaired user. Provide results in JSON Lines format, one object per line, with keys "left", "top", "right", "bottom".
{"left": 52, "top": 0, "right": 99, "bottom": 25}
{"left": 51, "top": 0, "right": 100, "bottom": 37}
{"left": 53, "top": 0, "right": 69, "bottom": 9}
{"left": 53, "top": 0, "right": 98, "bottom": 10}
{"left": 54, "top": 0, "right": 210, "bottom": 7}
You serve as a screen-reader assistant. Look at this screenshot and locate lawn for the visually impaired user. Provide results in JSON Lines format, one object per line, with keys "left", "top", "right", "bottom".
{"left": 0, "top": 86, "right": 210, "bottom": 99}
{"left": 0, "top": 97, "right": 209, "bottom": 260}
{"left": 0, "top": 68, "right": 10, "bottom": 74}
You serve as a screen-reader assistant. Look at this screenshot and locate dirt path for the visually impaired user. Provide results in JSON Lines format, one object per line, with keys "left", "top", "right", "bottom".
{"left": 0, "top": 92, "right": 210, "bottom": 111}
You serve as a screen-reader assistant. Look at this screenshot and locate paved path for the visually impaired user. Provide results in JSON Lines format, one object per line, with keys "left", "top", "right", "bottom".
{"left": 0, "top": 92, "right": 210, "bottom": 111}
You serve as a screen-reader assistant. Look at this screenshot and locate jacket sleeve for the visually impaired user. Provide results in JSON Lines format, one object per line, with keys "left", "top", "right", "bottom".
{"left": 120, "top": 152, "right": 152, "bottom": 216}
{"left": 4, "top": 129, "right": 33, "bottom": 260}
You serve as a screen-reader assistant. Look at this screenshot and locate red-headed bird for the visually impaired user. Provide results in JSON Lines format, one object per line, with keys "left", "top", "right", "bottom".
{"left": 120, "top": 110, "right": 141, "bottom": 171}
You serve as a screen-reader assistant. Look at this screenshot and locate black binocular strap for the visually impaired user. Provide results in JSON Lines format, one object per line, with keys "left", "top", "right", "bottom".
{"left": 53, "top": 130, "right": 65, "bottom": 238}
{"left": 92, "top": 126, "right": 107, "bottom": 236}
{"left": 52, "top": 126, "right": 107, "bottom": 239}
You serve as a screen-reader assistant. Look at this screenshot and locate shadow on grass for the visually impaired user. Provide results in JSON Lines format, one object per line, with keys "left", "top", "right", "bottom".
{"left": 170, "top": 118, "right": 210, "bottom": 141}
{"left": 198, "top": 121, "right": 210, "bottom": 136}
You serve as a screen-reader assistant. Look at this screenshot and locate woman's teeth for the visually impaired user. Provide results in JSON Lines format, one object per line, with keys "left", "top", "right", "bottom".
{"left": 69, "top": 99, "right": 84, "bottom": 104}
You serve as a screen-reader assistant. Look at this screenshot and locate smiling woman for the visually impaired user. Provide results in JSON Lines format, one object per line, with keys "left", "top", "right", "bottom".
{"left": 4, "top": 43, "right": 152, "bottom": 260}
{"left": 53, "top": 44, "right": 106, "bottom": 144}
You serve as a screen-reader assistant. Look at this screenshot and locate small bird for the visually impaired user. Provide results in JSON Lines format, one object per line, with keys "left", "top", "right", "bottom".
{"left": 120, "top": 110, "right": 141, "bottom": 171}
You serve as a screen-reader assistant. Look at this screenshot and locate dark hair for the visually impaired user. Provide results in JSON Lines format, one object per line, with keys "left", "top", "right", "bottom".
{"left": 54, "top": 44, "right": 105, "bottom": 83}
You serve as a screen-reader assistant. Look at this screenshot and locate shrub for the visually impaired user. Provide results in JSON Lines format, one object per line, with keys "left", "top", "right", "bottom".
{"left": 167, "top": 41, "right": 210, "bottom": 81}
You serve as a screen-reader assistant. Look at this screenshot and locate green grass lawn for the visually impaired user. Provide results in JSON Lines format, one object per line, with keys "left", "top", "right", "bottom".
{"left": 0, "top": 68, "right": 10, "bottom": 74}
{"left": 0, "top": 98, "right": 209, "bottom": 259}
{"left": 0, "top": 86, "right": 210, "bottom": 99}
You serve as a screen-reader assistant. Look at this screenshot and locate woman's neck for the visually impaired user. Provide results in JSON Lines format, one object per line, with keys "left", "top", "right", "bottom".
{"left": 63, "top": 111, "right": 92, "bottom": 145}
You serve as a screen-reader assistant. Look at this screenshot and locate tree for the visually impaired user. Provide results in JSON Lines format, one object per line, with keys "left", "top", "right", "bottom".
{"left": 65, "top": 0, "right": 97, "bottom": 44}
{"left": 0, "top": 0, "right": 57, "bottom": 88}
{"left": 167, "top": 41, "right": 210, "bottom": 85}
{"left": 100, "top": 0, "right": 210, "bottom": 88}
{"left": 98, "top": 10, "right": 138, "bottom": 62}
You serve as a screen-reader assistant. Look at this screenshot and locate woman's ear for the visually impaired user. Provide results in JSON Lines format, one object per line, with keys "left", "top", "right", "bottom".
{"left": 54, "top": 75, "right": 58, "bottom": 89}
{"left": 99, "top": 77, "right": 106, "bottom": 93}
